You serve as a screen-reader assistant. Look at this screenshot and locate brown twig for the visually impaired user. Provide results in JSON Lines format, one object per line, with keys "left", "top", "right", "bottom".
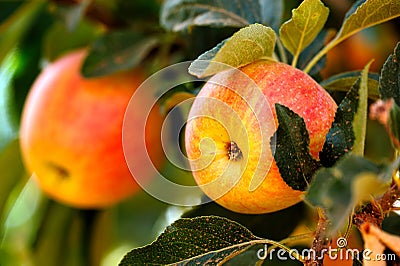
{"left": 304, "top": 209, "right": 329, "bottom": 266}
{"left": 353, "top": 181, "right": 400, "bottom": 228}
{"left": 352, "top": 182, "right": 400, "bottom": 265}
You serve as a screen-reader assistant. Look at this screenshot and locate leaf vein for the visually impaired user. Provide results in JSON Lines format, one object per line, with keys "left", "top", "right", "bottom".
{"left": 171, "top": 3, "right": 250, "bottom": 26}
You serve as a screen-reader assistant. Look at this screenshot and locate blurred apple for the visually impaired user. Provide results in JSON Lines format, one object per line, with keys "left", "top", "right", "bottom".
{"left": 20, "top": 50, "right": 165, "bottom": 208}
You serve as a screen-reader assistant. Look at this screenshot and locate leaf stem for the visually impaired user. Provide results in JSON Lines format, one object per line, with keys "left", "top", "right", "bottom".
{"left": 291, "top": 52, "right": 299, "bottom": 68}
{"left": 303, "top": 39, "right": 336, "bottom": 74}
{"left": 276, "top": 37, "right": 288, "bottom": 64}
{"left": 279, "top": 232, "right": 314, "bottom": 245}
{"left": 213, "top": 238, "right": 307, "bottom": 264}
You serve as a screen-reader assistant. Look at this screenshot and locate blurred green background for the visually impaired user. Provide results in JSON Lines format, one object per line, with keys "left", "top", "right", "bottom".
{"left": 0, "top": 0, "right": 399, "bottom": 265}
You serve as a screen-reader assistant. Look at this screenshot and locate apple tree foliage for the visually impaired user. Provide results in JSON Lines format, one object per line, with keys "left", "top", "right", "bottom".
{"left": 121, "top": 0, "right": 400, "bottom": 265}
{"left": 0, "top": 0, "right": 400, "bottom": 265}
{"left": 0, "top": 1, "right": 174, "bottom": 265}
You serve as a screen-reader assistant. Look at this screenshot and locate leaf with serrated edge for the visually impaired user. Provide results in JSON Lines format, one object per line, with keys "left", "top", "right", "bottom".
{"left": 389, "top": 101, "right": 400, "bottom": 144}
{"left": 189, "top": 23, "right": 276, "bottom": 78}
{"left": 352, "top": 61, "right": 373, "bottom": 156}
{"left": 161, "top": 0, "right": 261, "bottom": 31}
{"left": 379, "top": 42, "right": 400, "bottom": 105}
{"left": 304, "top": 0, "right": 400, "bottom": 73}
{"left": 320, "top": 71, "right": 379, "bottom": 99}
{"left": 279, "top": 0, "right": 329, "bottom": 67}
{"left": 337, "top": 0, "right": 400, "bottom": 41}
{"left": 119, "top": 216, "right": 267, "bottom": 265}
{"left": 305, "top": 155, "right": 382, "bottom": 235}
{"left": 319, "top": 80, "right": 360, "bottom": 167}
{"left": 271, "top": 104, "right": 321, "bottom": 191}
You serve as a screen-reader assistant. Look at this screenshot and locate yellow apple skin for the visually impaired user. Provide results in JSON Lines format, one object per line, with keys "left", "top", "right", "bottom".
{"left": 185, "top": 60, "right": 337, "bottom": 214}
{"left": 20, "top": 50, "right": 164, "bottom": 208}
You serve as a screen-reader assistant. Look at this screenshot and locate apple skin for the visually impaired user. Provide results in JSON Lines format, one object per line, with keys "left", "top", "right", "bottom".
{"left": 185, "top": 60, "right": 337, "bottom": 214}
{"left": 20, "top": 50, "right": 164, "bottom": 209}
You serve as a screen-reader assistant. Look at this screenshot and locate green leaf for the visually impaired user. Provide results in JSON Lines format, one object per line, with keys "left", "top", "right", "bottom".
{"left": 0, "top": 0, "right": 45, "bottom": 65}
{"left": 51, "top": 0, "right": 90, "bottom": 31}
{"left": 259, "top": 0, "right": 284, "bottom": 31}
{"left": 0, "top": 140, "right": 25, "bottom": 217}
{"left": 320, "top": 71, "right": 379, "bottom": 99}
{"left": 32, "top": 202, "right": 84, "bottom": 266}
{"left": 305, "top": 155, "right": 383, "bottom": 234}
{"left": 379, "top": 42, "right": 400, "bottom": 106}
{"left": 271, "top": 104, "right": 321, "bottom": 191}
{"left": 162, "top": 0, "right": 284, "bottom": 32}
{"left": 0, "top": 177, "right": 47, "bottom": 266}
{"left": 352, "top": 61, "right": 373, "bottom": 156}
{"left": 81, "top": 31, "right": 159, "bottom": 77}
{"left": 119, "top": 216, "right": 261, "bottom": 265}
{"left": 389, "top": 101, "right": 400, "bottom": 145}
{"left": 379, "top": 156, "right": 400, "bottom": 186}
{"left": 160, "top": 0, "right": 274, "bottom": 32}
{"left": 182, "top": 201, "right": 305, "bottom": 241}
{"left": 42, "top": 20, "right": 102, "bottom": 62}
{"left": 0, "top": 49, "right": 20, "bottom": 152}
{"left": 279, "top": 0, "right": 329, "bottom": 67}
{"left": 343, "top": 0, "right": 366, "bottom": 21}
{"left": 304, "top": 0, "right": 400, "bottom": 73}
{"left": 1, "top": 177, "right": 44, "bottom": 243}
{"left": 289, "top": 29, "right": 332, "bottom": 77}
{"left": 189, "top": 23, "right": 276, "bottom": 78}
{"left": 336, "top": 0, "right": 400, "bottom": 43}
{"left": 319, "top": 80, "right": 360, "bottom": 167}
{"left": 379, "top": 42, "right": 400, "bottom": 146}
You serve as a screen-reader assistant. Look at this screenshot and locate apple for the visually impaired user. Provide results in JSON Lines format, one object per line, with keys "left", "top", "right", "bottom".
{"left": 20, "top": 50, "right": 165, "bottom": 208}
{"left": 185, "top": 60, "right": 337, "bottom": 214}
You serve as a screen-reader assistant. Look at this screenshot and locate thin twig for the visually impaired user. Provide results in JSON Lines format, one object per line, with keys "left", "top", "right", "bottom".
{"left": 304, "top": 208, "right": 329, "bottom": 266}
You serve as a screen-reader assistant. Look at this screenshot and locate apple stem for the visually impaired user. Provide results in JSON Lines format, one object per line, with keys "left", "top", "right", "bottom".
{"left": 303, "top": 42, "right": 331, "bottom": 74}
{"left": 226, "top": 141, "right": 243, "bottom": 161}
{"left": 291, "top": 55, "right": 299, "bottom": 69}
{"left": 46, "top": 162, "right": 70, "bottom": 179}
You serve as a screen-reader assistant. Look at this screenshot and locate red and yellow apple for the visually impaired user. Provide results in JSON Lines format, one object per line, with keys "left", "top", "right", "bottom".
{"left": 185, "top": 60, "right": 337, "bottom": 214}
{"left": 20, "top": 50, "right": 164, "bottom": 208}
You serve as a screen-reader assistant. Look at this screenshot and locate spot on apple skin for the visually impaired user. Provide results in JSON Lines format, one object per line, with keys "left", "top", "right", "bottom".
{"left": 46, "top": 162, "right": 70, "bottom": 179}
{"left": 226, "top": 141, "right": 242, "bottom": 161}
